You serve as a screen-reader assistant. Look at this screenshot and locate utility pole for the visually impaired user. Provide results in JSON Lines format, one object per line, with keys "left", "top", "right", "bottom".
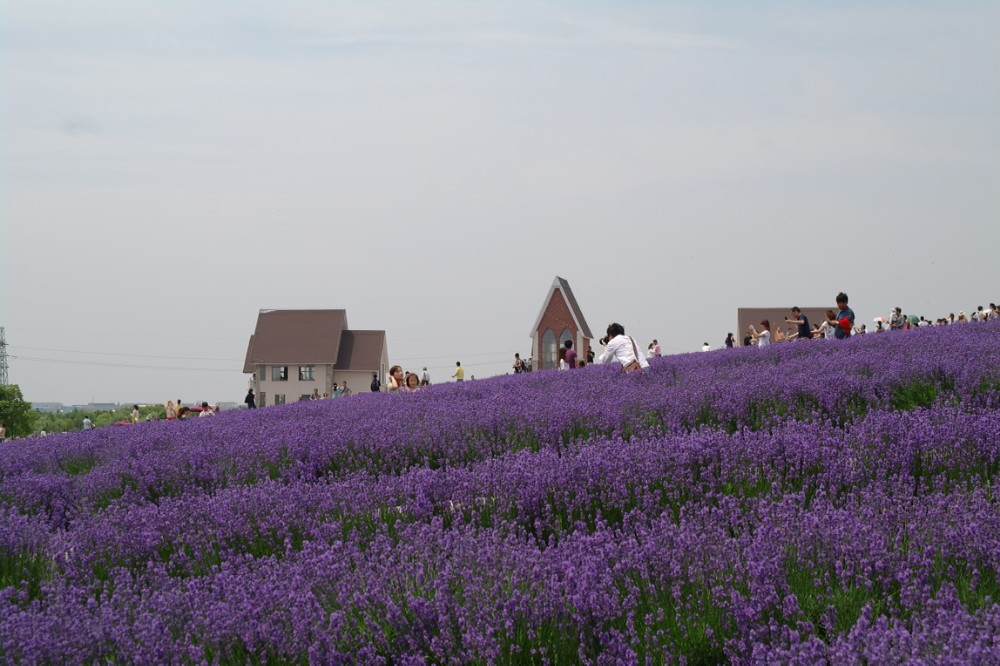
{"left": 0, "top": 327, "right": 8, "bottom": 385}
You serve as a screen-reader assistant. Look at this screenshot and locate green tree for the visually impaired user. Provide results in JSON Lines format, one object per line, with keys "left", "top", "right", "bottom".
{"left": 0, "top": 384, "right": 36, "bottom": 438}
{"left": 30, "top": 405, "right": 169, "bottom": 435}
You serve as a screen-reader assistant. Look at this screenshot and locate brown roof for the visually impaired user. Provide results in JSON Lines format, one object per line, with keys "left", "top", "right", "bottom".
{"left": 243, "top": 310, "right": 347, "bottom": 372}
{"left": 335, "top": 330, "right": 386, "bottom": 372}
{"left": 243, "top": 335, "right": 255, "bottom": 374}
{"left": 556, "top": 277, "right": 593, "bottom": 339}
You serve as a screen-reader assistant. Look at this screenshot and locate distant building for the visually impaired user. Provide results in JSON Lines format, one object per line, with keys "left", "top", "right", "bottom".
{"left": 530, "top": 277, "right": 594, "bottom": 370}
{"left": 243, "top": 309, "right": 388, "bottom": 406}
{"left": 737, "top": 307, "right": 832, "bottom": 342}
{"left": 85, "top": 403, "right": 121, "bottom": 412}
{"left": 31, "top": 402, "right": 65, "bottom": 413}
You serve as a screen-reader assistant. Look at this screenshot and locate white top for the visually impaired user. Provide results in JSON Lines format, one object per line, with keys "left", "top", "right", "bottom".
{"left": 597, "top": 335, "right": 651, "bottom": 369}
{"left": 756, "top": 330, "right": 770, "bottom": 347}
{"left": 199, "top": 408, "right": 215, "bottom": 418}
{"left": 818, "top": 320, "right": 836, "bottom": 340}
{"left": 701, "top": 344, "right": 711, "bottom": 352}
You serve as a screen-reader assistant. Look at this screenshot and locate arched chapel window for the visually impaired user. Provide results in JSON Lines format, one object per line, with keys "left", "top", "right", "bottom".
{"left": 542, "top": 329, "right": 557, "bottom": 370}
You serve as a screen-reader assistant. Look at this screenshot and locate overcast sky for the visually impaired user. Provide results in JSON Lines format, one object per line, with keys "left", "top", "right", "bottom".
{"left": 2, "top": 1, "right": 998, "bottom": 405}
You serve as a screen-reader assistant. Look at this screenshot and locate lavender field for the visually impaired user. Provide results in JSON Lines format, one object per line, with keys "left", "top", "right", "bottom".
{"left": 3, "top": 324, "right": 1000, "bottom": 664}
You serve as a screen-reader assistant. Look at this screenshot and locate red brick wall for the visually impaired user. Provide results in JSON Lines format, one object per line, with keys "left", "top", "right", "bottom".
{"left": 535, "top": 290, "right": 592, "bottom": 369}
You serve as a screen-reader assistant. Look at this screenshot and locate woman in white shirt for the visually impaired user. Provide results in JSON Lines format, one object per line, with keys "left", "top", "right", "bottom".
{"left": 748, "top": 320, "right": 771, "bottom": 347}
{"left": 816, "top": 310, "right": 837, "bottom": 340}
{"left": 596, "top": 323, "right": 651, "bottom": 374}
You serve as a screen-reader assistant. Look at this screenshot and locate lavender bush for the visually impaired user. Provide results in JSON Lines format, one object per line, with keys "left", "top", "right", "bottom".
{"left": 1, "top": 322, "right": 999, "bottom": 663}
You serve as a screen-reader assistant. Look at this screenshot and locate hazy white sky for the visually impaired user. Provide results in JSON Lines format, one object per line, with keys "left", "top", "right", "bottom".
{"left": 2, "top": 1, "right": 998, "bottom": 405}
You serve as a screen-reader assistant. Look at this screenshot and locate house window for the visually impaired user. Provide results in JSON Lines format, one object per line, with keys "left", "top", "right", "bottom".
{"left": 298, "top": 365, "right": 315, "bottom": 381}
{"left": 272, "top": 366, "right": 288, "bottom": 381}
{"left": 274, "top": 394, "right": 286, "bottom": 405}
{"left": 560, "top": 328, "right": 574, "bottom": 348}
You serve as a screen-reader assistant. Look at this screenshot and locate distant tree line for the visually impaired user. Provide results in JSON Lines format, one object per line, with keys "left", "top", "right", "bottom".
{"left": 0, "top": 387, "right": 170, "bottom": 439}
{"left": 30, "top": 405, "right": 167, "bottom": 435}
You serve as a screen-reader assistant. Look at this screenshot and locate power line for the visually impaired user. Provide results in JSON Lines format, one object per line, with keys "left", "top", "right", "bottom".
{"left": 4, "top": 325, "right": 246, "bottom": 343}
{"left": 10, "top": 355, "right": 241, "bottom": 373}
{"left": 10, "top": 355, "right": 512, "bottom": 375}
{"left": 10, "top": 345, "right": 242, "bottom": 362}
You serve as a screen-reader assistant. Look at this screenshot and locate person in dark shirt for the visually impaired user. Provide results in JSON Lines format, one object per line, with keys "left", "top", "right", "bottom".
{"left": 785, "top": 307, "right": 811, "bottom": 341}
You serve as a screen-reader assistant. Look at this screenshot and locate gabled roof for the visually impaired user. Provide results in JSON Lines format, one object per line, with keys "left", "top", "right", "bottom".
{"left": 243, "top": 335, "right": 256, "bottom": 374}
{"left": 529, "top": 276, "right": 594, "bottom": 339}
{"left": 335, "top": 330, "right": 386, "bottom": 372}
{"left": 243, "top": 309, "right": 347, "bottom": 372}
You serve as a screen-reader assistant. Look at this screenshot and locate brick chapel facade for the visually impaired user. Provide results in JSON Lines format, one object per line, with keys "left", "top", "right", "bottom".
{"left": 529, "top": 276, "right": 594, "bottom": 370}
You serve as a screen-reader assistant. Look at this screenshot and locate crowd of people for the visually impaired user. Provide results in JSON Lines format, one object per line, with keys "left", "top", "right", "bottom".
{"left": 733, "top": 298, "right": 999, "bottom": 348}
{"left": 244, "top": 296, "right": 1000, "bottom": 408}
{"left": 381, "top": 365, "right": 438, "bottom": 393}
{"left": 164, "top": 399, "right": 219, "bottom": 419}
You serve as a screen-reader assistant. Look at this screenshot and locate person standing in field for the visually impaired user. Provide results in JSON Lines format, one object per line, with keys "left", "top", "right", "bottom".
{"left": 890, "top": 307, "right": 905, "bottom": 332}
{"left": 244, "top": 389, "right": 256, "bottom": 409}
{"left": 452, "top": 361, "right": 465, "bottom": 382}
{"left": 748, "top": 320, "right": 771, "bottom": 347}
{"left": 564, "top": 340, "right": 577, "bottom": 370}
{"left": 421, "top": 367, "right": 430, "bottom": 386}
{"left": 833, "top": 292, "right": 855, "bottom": 340}
{"left": 166, "top": 400, "right": 176, "bottom": 420}
{"left": 0, "top": 422, "right": 6, "bottom": 442}
{"left": 785, "top": 307, "right": 811, "bottom": 342}
{"left": 388, "top": 365, "right": 404, "bottom": 392}
{"left": 131, "top": 405, "right": 140, "bottom": 424}
{"left": 82, "top": 416, "right": 93, "bottom": 430}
